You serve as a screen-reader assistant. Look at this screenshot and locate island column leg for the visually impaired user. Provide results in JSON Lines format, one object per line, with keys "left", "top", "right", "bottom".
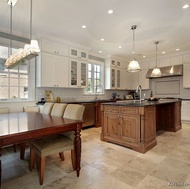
{"left": 74, "top": 123, "right": 82, "bottom": 177}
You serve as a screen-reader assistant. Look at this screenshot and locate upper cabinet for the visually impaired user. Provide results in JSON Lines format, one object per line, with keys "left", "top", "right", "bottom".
{"left": 105, "top": 67, "right": 127, "bottom": 90}
{"left": 171, "top": 56, "right": 183, "bottom": 65}
{"left": 183, "top": 63, "right": 190, "bottom": 88}
{"left": 70, "top": 47, "right": 88, "bottom": 60}
{"left": 105, "top": 57, "right": 127, "bottom": 68}
{"left": 69, "top": 59, "right": 87, "bottom": 88}
{"left": 183, "top": 53, "right": 190, "bottom": 64}
{"left": 36, "top": 52, "right": 69, "bottom": 87}
{"left": 40, "top": 38, "right": 69, "bottom": 56}
{"left": 138, "top": 69, "right": 149, "bottom": 90}
{"left": 158, "top": 58, "right": 170, "bottom": 67}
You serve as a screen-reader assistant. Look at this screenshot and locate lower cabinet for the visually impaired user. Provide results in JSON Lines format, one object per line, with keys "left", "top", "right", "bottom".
{"left": 181, "top": 100, "right": 190, "bottom": 123}
{"left": 101, "top": 105, "right": 157, "bottom": 153}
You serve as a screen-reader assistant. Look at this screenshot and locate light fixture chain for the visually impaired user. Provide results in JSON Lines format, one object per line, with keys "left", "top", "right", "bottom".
{"left": 10, "top": 2, "right": 13, "bottom": 56}
{"left": 133, "top": 27, "right": 135, "bottom": 59}
{"left": 30, "top": 0, "right": 32, "bottom": 40}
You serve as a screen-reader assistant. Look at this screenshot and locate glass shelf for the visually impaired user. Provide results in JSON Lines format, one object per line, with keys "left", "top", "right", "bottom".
{"left": 6, "top": 53, "right": 38, "bottom": 69}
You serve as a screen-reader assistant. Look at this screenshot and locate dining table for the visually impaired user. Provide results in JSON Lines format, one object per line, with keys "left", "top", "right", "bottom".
{"left": 0, "top": 112, "right": 83, "bottom": 186}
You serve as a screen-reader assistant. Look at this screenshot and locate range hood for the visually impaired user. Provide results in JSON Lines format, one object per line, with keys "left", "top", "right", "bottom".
{"left": 146, "top": 64, "right": 183, "bottom": 79}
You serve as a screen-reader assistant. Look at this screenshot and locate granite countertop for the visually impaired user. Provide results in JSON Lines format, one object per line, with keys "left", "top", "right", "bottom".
{"left": 37, "top": 99, "right": 116, "bottom": 105}
{"left": 101, "top": 99, "right": 181, "bottom": 107}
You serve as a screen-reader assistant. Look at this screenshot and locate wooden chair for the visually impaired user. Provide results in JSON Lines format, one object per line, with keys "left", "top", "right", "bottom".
{"left": 0, "top": 107, "right": 17, "bottom": 152}
{"left": 29, "top": 104, "right": 85, "bottom": 185}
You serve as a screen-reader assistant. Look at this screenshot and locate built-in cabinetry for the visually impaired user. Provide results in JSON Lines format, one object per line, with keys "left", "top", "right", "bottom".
{"left": 105, "top": 57, "right": 128, "bottom": 90}
{"left": 36, "top": 38, "right": 69, "bottom": 87}
{"left": 36, "top": 52, "right": 69, "bottom": 87}
{"left": 69, "top": 59, "right": 87, "bottom": 88}
{"left": 70, "top": 47, "right": 88, "bottom": 60}
{"left": 101, "top": 105, "right": 157, "bottom": 153}
{"left": 181, "top": 100, "right": 190, "bottom": 123}
{"left": 183, "top": 63, "right": 190, "bottom": 88}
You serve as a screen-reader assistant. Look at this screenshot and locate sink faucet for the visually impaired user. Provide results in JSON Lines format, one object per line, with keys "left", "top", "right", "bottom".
{"left": 136, "top": 84, "right": 142, "bottom": 102}
{"left": 94, "top": 84, "right": 103, "bottom": 100}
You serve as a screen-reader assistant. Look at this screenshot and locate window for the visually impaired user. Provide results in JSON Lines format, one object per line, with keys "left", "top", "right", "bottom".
{"left": 0, "top": 45, "right": 30, "bottom": 101}
{"left": 85, "top": 63, "right": 103, "bottom": 94}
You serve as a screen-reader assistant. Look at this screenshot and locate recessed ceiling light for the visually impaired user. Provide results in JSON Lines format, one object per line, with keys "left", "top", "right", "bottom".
{"left": 108, "top": 10, "right": 113, "bottom": 14}
{"left": 162, "top": 51, "right": 166, "bottom": 54}
{"left": 143, "top": 56, "right": 146, "bottom": 58}
{"left": 99, "top": 51, "right": 102, "bottom": 53}
{"left": 118, "top": 46, "right": 122, "bottom": 48}
{"left": 100, "top": 38, "right": 104, "bottom": 41}
{"left": 82, "top": 25, "right": 86, "bottom": 29}
{"left": 176, "top": 48, "right": 180, "bottom": 51}
{"left": 183, "top": 4, "right": 189, "bottom": 9}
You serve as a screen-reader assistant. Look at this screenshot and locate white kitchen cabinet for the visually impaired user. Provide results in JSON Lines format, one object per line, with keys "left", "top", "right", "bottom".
{"left": 171, "top": 55, "right": 183, "bottom": 65}
{"left": 139, "top": 61, "right": 149, "bottom": 69}
{"left": 158, "top": 58, "right": 170, "bottom": 67}
{"left": 183, "top": 63, "right": 190, "bottom": 88}
{"left": 183, "top": 53, "right": 190, "bottom": 63}
{"left": 69, "top": 59, "right": 87, "bottom": 88}
{"left": 181, "top": 101, "right": 190, "bottom": 122}
{"left": 70, "top": 47, "right": 88, "bottom": 60}
{"left": 138, "top": 69, "right": 150, "bottom": 89}
{"left": 36, "top": 52, "right": 69, "bottom": 87}
{"left": 105, "top": 67, "right": 126, "bottom": 89}
{"left": 39, "top": 38, "right": 69, "bottom": 56}
{"left": 105, "top": 57, "right": 126, "bottom": 68}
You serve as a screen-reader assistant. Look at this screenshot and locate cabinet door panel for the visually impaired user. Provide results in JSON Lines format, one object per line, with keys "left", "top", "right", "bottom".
{"left": 121, "top": 114, "right": 140, "bottom": 143}
{"left": 104, "top": 113, "right": 120, "bottom": 139}
{"left": 41, "top": 53, "right": 55, "bottom": 87}
{"left": 183, "top": 63, "right": 190, "bottom": 88}
{"left": 56, "top": 56, "right": 69, "bottom": 87}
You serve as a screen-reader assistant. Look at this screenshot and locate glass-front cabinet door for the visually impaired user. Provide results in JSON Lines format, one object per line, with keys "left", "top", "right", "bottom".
{"left": 80, "top": 62, "right": 87, "bottom": 87}
{"left": 111, "top": 69, "right": 116, "bottom": 88}
{"left": 116, "top": 70, "right": 120, "bottom": 88}
{"left": 70, "top": 59, "right": 87, "bottom": 88}
{"left": 70, "top": 60, "right": 78, "bottom": 87}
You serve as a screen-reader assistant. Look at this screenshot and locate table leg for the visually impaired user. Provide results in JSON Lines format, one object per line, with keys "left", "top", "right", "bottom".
{"left": 74, "top": 123, "right": 82, "bottom": 177}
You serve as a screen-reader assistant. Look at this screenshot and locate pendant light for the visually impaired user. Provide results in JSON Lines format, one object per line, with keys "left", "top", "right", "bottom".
{"left": 151, "top": 41, "right": 162, "bottom": 77}
{"left": 5, "top": 0, "right": 40, "bottom": 69}
{"left": 127, "top": 25, "right": 141, "bottom": 72}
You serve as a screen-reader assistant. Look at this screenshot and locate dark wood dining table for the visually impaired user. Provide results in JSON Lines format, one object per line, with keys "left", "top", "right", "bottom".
{"left": 0, "top": 112, "right": 83, "bottom": 186}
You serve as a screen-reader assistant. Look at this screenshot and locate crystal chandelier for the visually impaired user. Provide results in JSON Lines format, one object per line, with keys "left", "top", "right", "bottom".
{"left": 5, "top": 0, "right": 40, "bottom": 69}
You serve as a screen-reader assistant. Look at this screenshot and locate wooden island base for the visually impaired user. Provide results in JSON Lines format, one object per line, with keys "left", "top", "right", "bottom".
{"left": 101, "top": 101, "right": 181, "bottom": 153}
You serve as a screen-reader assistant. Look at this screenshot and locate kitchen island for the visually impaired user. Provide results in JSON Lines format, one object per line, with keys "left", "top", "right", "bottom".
{"left": 100, "top": 99, "right": 181, "bottom": 153}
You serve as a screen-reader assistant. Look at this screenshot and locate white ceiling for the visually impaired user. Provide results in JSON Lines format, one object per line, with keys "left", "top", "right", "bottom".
{"left": 0, "top": 0, "right": 190, "bottom": 61}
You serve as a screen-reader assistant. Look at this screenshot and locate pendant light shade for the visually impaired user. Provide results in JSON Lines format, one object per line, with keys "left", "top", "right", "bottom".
{"left": 127, "top": 25, "right": 141, "bottom": 72}
{"left": 151, "top": 41, "right": 162, "bottom": 77}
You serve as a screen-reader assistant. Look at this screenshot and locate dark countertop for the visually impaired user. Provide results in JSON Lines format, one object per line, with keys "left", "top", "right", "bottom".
{"left": 101, "top": 99, "right": 181, "bottom": 107}
{"left": 37, "top": 99, "right": 116, "bottom": 105}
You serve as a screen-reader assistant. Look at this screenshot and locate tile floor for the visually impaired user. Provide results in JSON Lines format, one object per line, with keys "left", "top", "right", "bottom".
{"left": 2, "top": 123, "right": 190, "bottom": 189}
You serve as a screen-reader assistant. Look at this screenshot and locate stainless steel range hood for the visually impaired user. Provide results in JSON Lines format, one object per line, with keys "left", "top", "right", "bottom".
{"left": 146, "top": 64, "right": 183, "bottom": 79}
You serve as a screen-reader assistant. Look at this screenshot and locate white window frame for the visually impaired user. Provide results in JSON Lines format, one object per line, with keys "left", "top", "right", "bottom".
{"left": 84, "top": 60, "right": 104, "bottom": 95}
{"left": 0, "top": 44, "right": 35, "bottom": 102}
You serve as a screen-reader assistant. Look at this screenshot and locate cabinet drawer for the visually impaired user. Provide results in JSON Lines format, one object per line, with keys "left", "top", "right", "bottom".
{"left": 104, "top": 106, "right": 119, "bottom": 113}
{"left": 121, "top": 107, "right": 139, "bottom": 115}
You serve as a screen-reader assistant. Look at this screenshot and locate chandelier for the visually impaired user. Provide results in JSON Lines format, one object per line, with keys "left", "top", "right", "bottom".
{"left": 5, "top": 0, "right": 40, "bottom": 69}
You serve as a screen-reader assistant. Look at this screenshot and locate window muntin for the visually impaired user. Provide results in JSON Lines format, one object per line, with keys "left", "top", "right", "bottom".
{"left": 85, "top": 63, "right": 103, "bottom": 94}
{"left": 0, "top": 45, "right": 29, "bottom": 100}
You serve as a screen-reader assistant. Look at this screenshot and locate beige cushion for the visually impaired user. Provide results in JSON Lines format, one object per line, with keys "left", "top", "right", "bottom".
{"left": 23, "top": 106, "right": 39, "bottom": 113}
{"left": 50, "top": 103, "right": 67, "bottom": 117}
{"left": 0, "top": 107, "right": 10, "bottom": 114}
{"left": 62, "top": 104, "right": 85, "bottom": 140}
{"left": 63, "top": 104, "right": 85, "bottom": 121}
{"left": 29, "top": 135, "right": 73, "bottom": 157}
{"left": 41, "top": 102, "right": 54, "bottom": 115}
